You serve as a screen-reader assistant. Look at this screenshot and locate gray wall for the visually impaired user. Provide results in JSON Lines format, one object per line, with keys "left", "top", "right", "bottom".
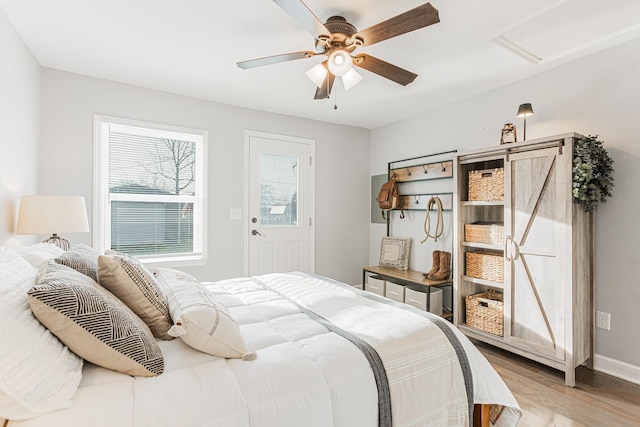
{"left": 370, "top": 37, "right": 640, "bottom": 371}
{"left": 39, "top": 69, "right": 371, "bottom": 286}
{"left": 0, "top": 7, "right": 40, "bottom": 246}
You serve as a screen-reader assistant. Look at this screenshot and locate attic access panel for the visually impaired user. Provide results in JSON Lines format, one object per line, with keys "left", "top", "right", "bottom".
{"left": 492, "top": 0, "right": 640, "bottom": 64}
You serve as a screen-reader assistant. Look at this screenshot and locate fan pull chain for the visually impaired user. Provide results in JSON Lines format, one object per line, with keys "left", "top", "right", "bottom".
{"left": 333, "top": 85, "right": 338, "bottom": 110}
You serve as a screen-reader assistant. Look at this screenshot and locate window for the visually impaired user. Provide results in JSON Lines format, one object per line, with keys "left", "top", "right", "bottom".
{"left": 94, "top": 116, "right": 207, "bottom": 264}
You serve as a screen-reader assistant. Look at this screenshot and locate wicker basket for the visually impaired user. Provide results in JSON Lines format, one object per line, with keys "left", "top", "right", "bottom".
{"left": 468, "top": 168, "right": 504, "bottom": 201}
{"left": 465, "top": 251, "right": 504, "bottom": 283}
{"left": 464, "top": 222, "right": 505, "bottom": 245}
{"left": 465, "top": 290, "right": 504, "bottom": 336}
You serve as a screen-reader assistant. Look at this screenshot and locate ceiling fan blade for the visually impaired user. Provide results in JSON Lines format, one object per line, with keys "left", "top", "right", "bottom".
{"left": 314, "top": 70, "right": 335, "bottom": 99}
{"left": 353, "top": 54, "right": 417, "bottom": 86}
{"left": 274, "top": 0, "right": 330, "bottom": 39}
{"left": 237, "top": 51, "right": 316, "bottom": 69}
{"left": 355, "top": 2, "right": 440, "bottom": 47}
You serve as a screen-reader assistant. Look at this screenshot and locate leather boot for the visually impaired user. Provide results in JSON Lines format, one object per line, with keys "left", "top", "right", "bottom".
{"left": 428, "top": 251, "right": 451, "bottom": 280}
{"left": 425, "top": 250, "right": 441, "bottom": 277}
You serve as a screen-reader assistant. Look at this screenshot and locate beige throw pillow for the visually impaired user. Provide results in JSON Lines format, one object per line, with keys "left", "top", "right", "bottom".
{"left": 28, "top": 265, "right": 164, "bottom": 377}
{"left": 155, "top": 268, "right": 256, "bottom": 361}
{"left": 97, "top": 254, "right": 173, "bottom": 340}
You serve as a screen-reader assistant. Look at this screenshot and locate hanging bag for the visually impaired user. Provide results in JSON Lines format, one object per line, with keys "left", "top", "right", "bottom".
{"left": 378, "top": 176, "right": 401, "bottom": 219}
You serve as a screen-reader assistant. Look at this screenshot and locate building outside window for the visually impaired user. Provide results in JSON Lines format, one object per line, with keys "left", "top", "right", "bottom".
{"left": 94, "top": 115, "right": 207, "bottom": 264}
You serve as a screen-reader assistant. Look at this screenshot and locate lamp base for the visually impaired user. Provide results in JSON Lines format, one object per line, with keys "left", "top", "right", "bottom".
{"left": 43, "top": 234, "right": 70, "bottom": 250}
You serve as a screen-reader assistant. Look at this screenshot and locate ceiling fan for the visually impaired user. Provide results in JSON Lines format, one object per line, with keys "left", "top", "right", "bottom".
{"left": 237, "top": 0, "right": 440, "bottom": 100}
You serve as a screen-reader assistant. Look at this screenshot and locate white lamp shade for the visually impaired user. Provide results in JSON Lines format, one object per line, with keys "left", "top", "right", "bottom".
{"left": 328, "top": 50, "right": 353, "bottom": 76}
{"left": 17, "top": 195, "right": 90, "bottom": 235}
{"left": 341, "top": 68, "right": 363, "bottom": 91}
{"left": 305, "top": 63, "right": 328, "bottom": 88}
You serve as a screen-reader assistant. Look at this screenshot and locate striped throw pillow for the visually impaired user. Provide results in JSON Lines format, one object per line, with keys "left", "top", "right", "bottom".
{"left": 97, "top": 254, "right": 174, "bottom": 340}
{"left": 28, "top": 264, "right": 164, "bottom": 377}
{"left": 54, "top": 243, "right": 99, "bottom": 281}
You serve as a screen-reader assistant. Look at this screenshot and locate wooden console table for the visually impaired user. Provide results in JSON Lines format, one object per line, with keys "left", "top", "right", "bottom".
{"left": 362, "top": 265, "right": 453, "bottom": 318}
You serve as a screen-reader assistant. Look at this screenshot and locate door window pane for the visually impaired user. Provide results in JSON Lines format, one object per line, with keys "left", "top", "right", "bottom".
{"left": 260, "top": 154, "right": 298, "bottom": 226}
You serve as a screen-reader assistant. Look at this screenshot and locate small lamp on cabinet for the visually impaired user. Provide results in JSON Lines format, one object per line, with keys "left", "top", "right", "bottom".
{"left": 516, "top": 103, "right": 534, "bottom": 141}
{"left": 16, "top": 195, "right": 90, "bottom": 250}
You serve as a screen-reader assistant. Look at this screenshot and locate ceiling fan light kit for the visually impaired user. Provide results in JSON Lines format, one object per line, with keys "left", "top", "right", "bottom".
{"left": 237, "top": 1, "right": 440, "bottom": 100}
{"left": 327, "top": 50, "right": 352, "bottom": 76}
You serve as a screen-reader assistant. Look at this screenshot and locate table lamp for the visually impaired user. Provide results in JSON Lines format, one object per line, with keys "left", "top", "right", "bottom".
{"left": 17, "top": 195, "right": 90, "bottom": 250}
{"left": 516, "top": 103, "right": 534, "bottom": 141}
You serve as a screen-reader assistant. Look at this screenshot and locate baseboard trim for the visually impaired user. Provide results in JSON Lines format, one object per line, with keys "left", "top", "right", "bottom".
{"left": 594, "top": 354, "right": 640, "bottom": 386}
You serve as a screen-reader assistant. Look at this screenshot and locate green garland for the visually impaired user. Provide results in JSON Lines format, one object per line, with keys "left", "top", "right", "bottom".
{"left": 572, "top": 135, "right": 614, "bottom": 212}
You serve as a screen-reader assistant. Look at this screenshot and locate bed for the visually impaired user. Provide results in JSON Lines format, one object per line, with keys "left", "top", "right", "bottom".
{"left": 1, "top": 243, "right": 521, "bottom": 427}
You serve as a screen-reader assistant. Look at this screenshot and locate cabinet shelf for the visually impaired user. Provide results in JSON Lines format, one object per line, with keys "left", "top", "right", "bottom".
{"left": 458, "top": 324, "right": 505, "bottom": 341}
{"left": 461, "top": 201, "right": 504, "bottom": 206}
{"left": 461, "top": 241, "right": 503, "bottom": 251}
{"left": 462, "top": 276, "right": 504, "bottom": 289}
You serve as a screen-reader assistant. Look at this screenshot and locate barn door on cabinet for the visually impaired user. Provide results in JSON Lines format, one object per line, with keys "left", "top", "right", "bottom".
{"left": 505, "top": 145, "right": 568, "bottom": 360}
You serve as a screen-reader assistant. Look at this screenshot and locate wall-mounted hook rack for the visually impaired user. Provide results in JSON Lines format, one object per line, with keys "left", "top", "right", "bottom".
{"left": 390, "top": 160, "right": 453, "bottom": 182}
{"left": 392, "top": 193, "right": 453, "bottom": 211}
{"left": 384, "top": 150, "right": 457, "bottom": 237}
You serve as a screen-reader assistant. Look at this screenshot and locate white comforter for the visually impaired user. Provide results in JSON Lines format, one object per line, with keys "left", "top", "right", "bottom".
{"left": 11, "top": 272, "right": 521, "bottom": 427}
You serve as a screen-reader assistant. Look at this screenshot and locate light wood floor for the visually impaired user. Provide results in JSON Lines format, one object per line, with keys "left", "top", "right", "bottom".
{"left": 477, "top": 341, "right": 640, "bottom": 427}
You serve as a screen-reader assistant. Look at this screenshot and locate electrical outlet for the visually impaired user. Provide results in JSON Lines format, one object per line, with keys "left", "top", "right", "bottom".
{"left": 596, "top": 310, "right": 611, "bottom": 330}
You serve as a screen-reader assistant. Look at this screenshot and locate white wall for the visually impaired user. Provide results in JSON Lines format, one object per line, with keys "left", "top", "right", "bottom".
{"left": 370, "top": 38, "right": 640, "bottom": 372}
{"left": 0, "top": 7, "right": 40, "bottom": 246}
{"left": 40, "top": 69, "right": 371, "bottom": 286}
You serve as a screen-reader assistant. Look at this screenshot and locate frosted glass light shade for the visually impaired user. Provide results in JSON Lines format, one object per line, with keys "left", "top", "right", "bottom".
{"left": 341, "top": 68, "right": 363, "bottom": 90}
{"left": 17, "top": 195, "right": 90, "bottom": 235}
{"left": 305, "top": 63, "right": 328, "bottom": 88}
{"left": 328, "top": 50, "right": 352, "bottom": 76}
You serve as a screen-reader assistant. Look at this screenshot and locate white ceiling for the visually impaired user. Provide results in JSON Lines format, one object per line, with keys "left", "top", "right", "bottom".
{"left": 2, "top": 0, "right": 640, "bottom": 129}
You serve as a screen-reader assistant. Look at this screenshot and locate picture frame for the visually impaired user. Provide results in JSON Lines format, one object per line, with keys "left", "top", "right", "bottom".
{"left": 379, "top": 236, "right": 412, "bottom": 270}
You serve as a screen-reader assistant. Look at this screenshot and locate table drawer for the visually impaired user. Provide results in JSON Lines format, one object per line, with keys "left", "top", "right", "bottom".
{"left": 365, "top": 276, "right": 386, "bottom": 296}
{"left": 385, "top": 282, "right": 405, "bottom": 303}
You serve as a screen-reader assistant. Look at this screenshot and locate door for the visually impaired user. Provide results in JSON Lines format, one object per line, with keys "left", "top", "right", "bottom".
{"left": 505, "top": 145, "right": 568, "bottom": 360}
{"left": 246, "top": 131, "right": 314, "bottom": 276}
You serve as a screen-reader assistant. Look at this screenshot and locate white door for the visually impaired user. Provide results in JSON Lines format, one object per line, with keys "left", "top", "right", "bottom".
{"left": 246, "top": 131, "right": 314, "bottom": 276}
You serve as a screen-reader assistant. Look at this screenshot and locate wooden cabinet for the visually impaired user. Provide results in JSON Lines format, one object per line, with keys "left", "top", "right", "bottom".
{"left": 453, "top": 133, "right": 593, "bottom": 386}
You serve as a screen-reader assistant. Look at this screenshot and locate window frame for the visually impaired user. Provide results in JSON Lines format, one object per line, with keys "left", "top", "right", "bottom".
{"left": 93, "top": 115, "right": 208, "bottom": 266}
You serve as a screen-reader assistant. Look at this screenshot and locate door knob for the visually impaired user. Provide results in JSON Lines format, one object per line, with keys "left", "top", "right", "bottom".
{"left": 251, "top": 229, "right": 265, "bottom": 237}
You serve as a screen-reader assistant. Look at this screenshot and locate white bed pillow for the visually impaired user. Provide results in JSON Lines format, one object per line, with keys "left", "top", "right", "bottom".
{"left": 17, "top": 243, "right": 65, "bottom": 277}
{"left": 0, "top": 250, "right": 83, "bottom": 420}
{"left": 155, "top": 268, "right": 256, "bottom": 361}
